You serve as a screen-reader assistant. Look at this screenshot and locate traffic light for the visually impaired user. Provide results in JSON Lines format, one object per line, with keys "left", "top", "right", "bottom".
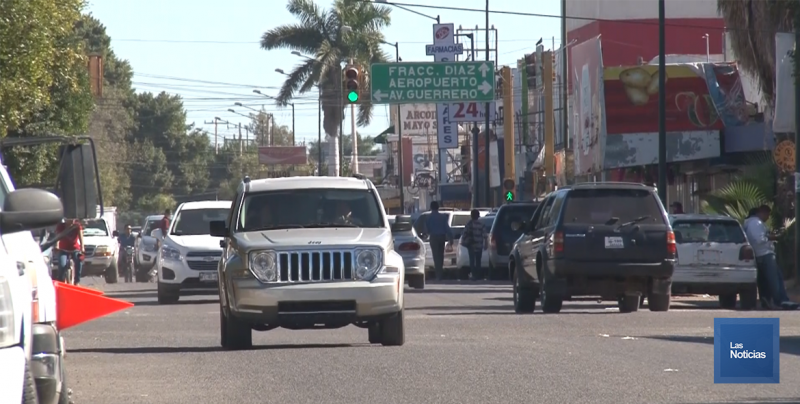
{"left": 344, "top": 65, "right": 360, "bottom": 103}
{"left": 524, "top": 53, "right": 537, "bottom": 88}
{"left": 503, "top": 179, "right": 515, "bottom": 202}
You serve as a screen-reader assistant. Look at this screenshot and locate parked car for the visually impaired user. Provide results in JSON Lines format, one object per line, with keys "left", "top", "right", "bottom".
{"left": 391, "top": 215, "right": 426, "bottom": 289}
{"left": 669, "top": 214, "right": 757, "bottom": 310}
{"left": 488, "top": 201, "right": 540, "bottom": 280}
{"left": 134, "top": 215, "right": 163, "bottom": 278}
{"left": 509, "top": 183, "right": 676, "bottom": 314}
{"left": 456, "top": 214, "right": 496, "bottom": 278}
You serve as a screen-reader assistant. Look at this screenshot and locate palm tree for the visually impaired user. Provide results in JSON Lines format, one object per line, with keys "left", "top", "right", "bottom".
{"left": 717, "top": 0, "right": 798, "bottom": 107}
{"left": 261, "top": 0, "right": 391, "bottom": 176}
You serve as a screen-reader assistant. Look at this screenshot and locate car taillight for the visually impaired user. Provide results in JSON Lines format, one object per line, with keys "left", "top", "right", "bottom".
{"left": 666, "top": 231, "right": 676, "bottom": 256}
{"left": 739, "top": 245, "right": 754, "bottom": 261}
{"left": 489, "top": 234, "right": 496, "bottom": 250}
{"left": 398, "top": 242, "right": 420, "bottom": 251}
{"left": 553, "top": 231, "right": 564, "bottom": 253}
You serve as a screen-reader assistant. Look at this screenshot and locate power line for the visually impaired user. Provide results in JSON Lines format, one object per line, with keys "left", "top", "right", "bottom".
{"left": 115, "top": 38, "right": 545, "bottom": 44}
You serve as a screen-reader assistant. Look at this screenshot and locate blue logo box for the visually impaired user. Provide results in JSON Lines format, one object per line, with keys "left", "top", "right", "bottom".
{"left": 714, "top": 318, "right": 780, "bottom": 384}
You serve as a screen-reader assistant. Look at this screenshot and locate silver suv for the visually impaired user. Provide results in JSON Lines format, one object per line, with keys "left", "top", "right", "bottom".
{"left": 211, "top": 175, "right": 406, "bottom": 350}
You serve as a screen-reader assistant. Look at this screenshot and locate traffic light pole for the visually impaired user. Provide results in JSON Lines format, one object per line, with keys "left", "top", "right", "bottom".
{"left": 484, "top": 0, "right": 491, "bottom": 207}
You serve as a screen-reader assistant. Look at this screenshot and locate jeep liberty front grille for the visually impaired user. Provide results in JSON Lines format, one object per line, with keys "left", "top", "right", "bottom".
{"left": 277, "top": 251, "right": 353, "bottom": 282}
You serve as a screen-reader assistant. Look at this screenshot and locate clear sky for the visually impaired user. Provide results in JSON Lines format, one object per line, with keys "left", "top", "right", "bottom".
{"left": 85, "top": 0, "right": 561, "bottom": 146}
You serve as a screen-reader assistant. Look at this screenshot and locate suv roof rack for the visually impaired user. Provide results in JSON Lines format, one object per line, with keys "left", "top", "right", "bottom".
{"left": 571, "top": 181, "right": 648, "bottom": 187}
{"left": 351, "top": 173, "right": 367, "bottom": 180}
{"left": 243, "top": 176, "right": 251, "bottom": 183}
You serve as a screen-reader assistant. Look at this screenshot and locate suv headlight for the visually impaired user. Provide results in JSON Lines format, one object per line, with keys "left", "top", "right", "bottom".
{"left": 161, "top": 245, "right": 182, "bottom": 261}
{"left": 354, "top": 248, "right": 383, "bottom": 280}
{"left": 0, "top": 276, "right": 16, "bottom": 349}
{"left": 249, "top": 251, "right": 278, "bottom": 282}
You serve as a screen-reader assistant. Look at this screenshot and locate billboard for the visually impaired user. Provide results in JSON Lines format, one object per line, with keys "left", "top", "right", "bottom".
{"left": 603, "top": 63, "right": 748, "bottom": 135}
{"left": 570, "top": 35, "right": 605, "bottom": 176}
{"left": 399, "top": 104, "right": 438, "bottom": 136}
{"left": 258, "top": 146, "right": 307, "bottom": 165}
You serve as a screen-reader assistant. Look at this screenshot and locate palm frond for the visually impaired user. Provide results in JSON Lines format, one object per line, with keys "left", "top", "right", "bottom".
{"left": 260, "top": 24, "right": 324, "bottom": 56}
{"left": 275, "top": 58, "right": 317, "bottom": 106}
{"left": 286, "top": 0, "right": 326, "bottom": 30}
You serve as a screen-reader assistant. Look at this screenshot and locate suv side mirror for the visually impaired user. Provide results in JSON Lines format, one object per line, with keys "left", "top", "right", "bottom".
{"left": 112, "top": 230, "right": 119, "bottom": 238}
{"left": 0, "top": 189, "right": 64, "bottom": 234}
{"left": 210, "top": 220, "right": 227, "bottom": 237}
{"left": 57, "top": 144, "right": 99, "bottom": 220}
{"left": 510, "top": 221, "right": 524, "bottom": 232}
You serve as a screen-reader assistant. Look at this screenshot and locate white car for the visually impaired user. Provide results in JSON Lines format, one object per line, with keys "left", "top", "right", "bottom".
{"left": 669, "top": 214, "right": 758, "bottom": 310}
{"left": 455, "top": 214, "right": 496, "bottom": 273}
{"left": 135, "top": 215, "right": 163, "bottom": 274}
{"left": 414, "top": 210, "right": 485, "bottom": 279}
{"left": 153, "top": 201, "right": 231, "bottom": 304}
{"left": 81, "top": 217, "right": 120, "bottom": 283}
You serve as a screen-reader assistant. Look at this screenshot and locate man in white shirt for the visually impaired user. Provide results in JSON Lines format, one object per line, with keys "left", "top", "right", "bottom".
{"left": 743, "top": 205, "right": 798, "bottom": 310}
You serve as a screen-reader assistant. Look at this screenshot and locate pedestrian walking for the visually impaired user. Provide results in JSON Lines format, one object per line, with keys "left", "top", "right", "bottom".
{"left": 461, "top": 209, "right": 487, "bottom": 281}
{"left": 425, "top": 201, "right": 453, "bottom": 281}
{"left": 743, "top": 205, "right": 798, "bottom": 310}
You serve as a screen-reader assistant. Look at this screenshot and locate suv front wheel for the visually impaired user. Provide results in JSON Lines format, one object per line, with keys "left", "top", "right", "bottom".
{"left": 378, "top": 310, "right": 405, "bottom": 346}
{"left": 220, "top": 303, "right": 252, "bottom": 350}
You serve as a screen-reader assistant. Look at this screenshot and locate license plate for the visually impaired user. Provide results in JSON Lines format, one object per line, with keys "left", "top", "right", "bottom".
{"left": 604, "top": 236, "right": 624, "bottom": 249}
{"left": 697, "top": 250, "right": 721, "bottom": 263}
{"left": 199, "top": 272, "right": 218, "bottom": 282}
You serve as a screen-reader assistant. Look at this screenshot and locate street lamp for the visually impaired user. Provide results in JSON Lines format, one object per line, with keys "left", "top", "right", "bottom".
{"left": 254, "top": 89, "right": 295, "bottom": 145}
{"left": 234, "top": 102, "right": 258, "bottom": 112}
{"left": 381, "top": 40, "right": 405, "bottom": 212}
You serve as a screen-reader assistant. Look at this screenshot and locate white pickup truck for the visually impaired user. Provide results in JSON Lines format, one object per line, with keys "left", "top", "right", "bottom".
{"left": 0, "top": 140, "right": 103, "bottom": 404}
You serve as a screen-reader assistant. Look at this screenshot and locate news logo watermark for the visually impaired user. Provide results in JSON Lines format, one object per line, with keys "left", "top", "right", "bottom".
{"left": 714, "top": 318, "right": 780, "bottom": 384}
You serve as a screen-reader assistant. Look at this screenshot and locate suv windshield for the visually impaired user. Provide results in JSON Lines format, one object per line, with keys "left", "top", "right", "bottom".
{"left": 142, "top": 219, "right": 161, "bottom": 236}
{"left": 563, "top": 188, "right": 664, "bottom": 224}
{"left": 672, "top": 220, "right": 747, "bottom": 244}
{"left": 83, "top": 219, "right": 109, "bottom": 236}
{"left": 172, "top": 208, "right": 229, "bottom": 236}
{"left": 238, "top": 188, "right": 384, "bottom": 231}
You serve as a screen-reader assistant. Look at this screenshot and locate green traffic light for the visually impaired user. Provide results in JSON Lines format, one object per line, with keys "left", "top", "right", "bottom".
{"left": 347, "top": 91, "right": 359, "bottom": 103}
{"left": 505, "top": 191, "right": 514, "bottom": 201}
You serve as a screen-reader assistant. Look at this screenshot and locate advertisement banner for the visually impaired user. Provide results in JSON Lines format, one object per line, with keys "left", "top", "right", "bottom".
{"left": 435, "top": 103, "right": 459, "bottom": 149}
{"left": 399, "top": 104, "right": 437, "bottom": 136}
{"left": 570, "top": 35, "right": 605, "bottom": 175}
{"left": 603, "top": 63, "right": 747, "bottom": 135}
{"left": 258, "top": 146, "right": 307, "bottom": 165}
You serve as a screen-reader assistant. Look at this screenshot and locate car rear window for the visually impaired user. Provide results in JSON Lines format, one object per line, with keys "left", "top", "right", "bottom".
{"left": 672, "top": 220, "right": 746, "bottom": 244}
{"left": 495, "top": 204, "right": 539, "bottom": 238}
{"left": 451, "top": 214, "right": 471, "bottom": 227}
{"left": 562, "top": 188, "right": 664, "bottom": 224}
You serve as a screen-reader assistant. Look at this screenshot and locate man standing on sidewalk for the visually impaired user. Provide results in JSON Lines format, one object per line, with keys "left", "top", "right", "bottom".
{"left": 425, "top": 201, "right": 453, "bottom": 281}
{"left": 744, "top": 205, "right": 798, "bottom": 310}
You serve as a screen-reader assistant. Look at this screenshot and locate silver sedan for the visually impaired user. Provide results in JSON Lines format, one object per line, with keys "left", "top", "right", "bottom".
{"left": 389, "top": 215, "right": 426, "bottom": 289}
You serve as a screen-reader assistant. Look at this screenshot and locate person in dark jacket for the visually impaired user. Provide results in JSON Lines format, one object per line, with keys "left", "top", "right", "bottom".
{"left": 425, "top": 201, "right": 453, "bottom": 281}
{"left": 461, "top": 209, "right": 487, "bottom": 280}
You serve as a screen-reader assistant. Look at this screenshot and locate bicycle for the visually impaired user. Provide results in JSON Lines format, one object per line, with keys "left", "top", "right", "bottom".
{"left": 57, "top": 250, "right": 82, "bottom": 285}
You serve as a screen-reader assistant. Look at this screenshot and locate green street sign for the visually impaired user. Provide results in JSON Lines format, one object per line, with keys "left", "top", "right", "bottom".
{"left": 370, "top": 61, "right": 496, "bottom": 104}
{"left": 505, "top": 191, "right": 514, "bottom": 201}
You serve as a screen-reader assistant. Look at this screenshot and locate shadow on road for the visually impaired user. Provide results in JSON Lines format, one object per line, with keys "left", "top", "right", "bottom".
{"left": 680, "top": 399, "right": 800, "bottom": 404}
{"left": 107, "top": 291, "right": 158, "bottom": 299}
{"left": 409, "top": 305, "right": 513, "bottom": 311}
{"left": 69, "top": 343, "right": 365, "bottom": 354}
{"left": 133, "top": 298, "right": 219, "bottom": 307}
{"left": 406, "top": 288, "right": 508, "bottom": 294}
{"left": 644, "top": 335, "right": 800, "bottom": 357}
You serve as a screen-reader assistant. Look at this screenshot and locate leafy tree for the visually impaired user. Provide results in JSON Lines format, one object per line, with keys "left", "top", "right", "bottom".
{"left": 128, "top": 139, "right": 173, "bottom": 206}
{"left": 0, "top": 0, "right": 87, "bottom": 135}
{"left": 260, "top": 0, "right": 391, "bottom": 176}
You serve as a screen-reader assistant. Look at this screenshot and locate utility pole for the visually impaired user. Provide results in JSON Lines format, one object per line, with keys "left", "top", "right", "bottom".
{"left": 484, "top": 0, "right": 491, "bottom": 207}
{"left": 561, "top": 0, "right": 569, "bottom": 152}
{"left": 543, "top": 52, "right": 555, "bottom": 192}
{"left": 318, "top": 96, "right": 323, "bottom": 176}
{"left": 291, "top": 103, "right": 296, "bottom": 145}
{"left": 657, "top": 0, "right": 667, "bottom": 203}
{"left": 794, "top": 7, "right": 800, "bottom": 281}
{"left": 351, "top": 77, "right": 359, "bottom": 174}
{"left": 204, "top": 118, "right": 224, "bottom": 154}
{"left": 238, "top": 122, "right": 243, "bottom": 156}
{"left": 270, "top": 114, "right": 275, "bottom": 146}
{"left": 501, "top": 66, "right": 516, "bottom": 202}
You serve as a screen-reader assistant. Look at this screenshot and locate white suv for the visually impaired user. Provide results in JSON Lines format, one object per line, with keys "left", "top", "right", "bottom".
{"left": 154, "top": 201, "right": 231, "bottom": 304}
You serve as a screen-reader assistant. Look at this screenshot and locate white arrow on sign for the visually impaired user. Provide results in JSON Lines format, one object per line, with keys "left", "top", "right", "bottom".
{"left": 479, "top": 63, "right": 490, "bottom": 78}
{"left": 373, "top": 89, "right": 385, "bottom": 102}
{"left": 478, "top": 81, "right": 492, "bottom": 95}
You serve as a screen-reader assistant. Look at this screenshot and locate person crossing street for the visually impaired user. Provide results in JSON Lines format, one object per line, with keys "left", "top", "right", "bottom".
{"left": 425, "top": 201, "right": 453, "bottom": 281}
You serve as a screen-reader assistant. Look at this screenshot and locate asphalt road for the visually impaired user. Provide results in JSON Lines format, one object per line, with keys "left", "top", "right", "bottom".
{"left": 64, "top": 279, "right": 800, "bottom": 404}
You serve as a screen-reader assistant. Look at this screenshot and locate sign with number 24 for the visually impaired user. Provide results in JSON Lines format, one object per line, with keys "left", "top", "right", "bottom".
{"left": 445, "top": 101, "right": 496, "bottom": 122}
